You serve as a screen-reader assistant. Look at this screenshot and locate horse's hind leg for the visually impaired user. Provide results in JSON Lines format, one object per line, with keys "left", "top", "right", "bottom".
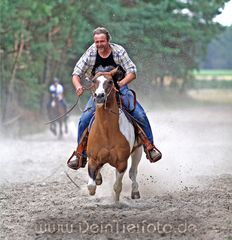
{"left": 129, "top": 146, "right": 142, "bottom": 199}
{"left": 113, "top": 169, "right": 126, "bottom": 202}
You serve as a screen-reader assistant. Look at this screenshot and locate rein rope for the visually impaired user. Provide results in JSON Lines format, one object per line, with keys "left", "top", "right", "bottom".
{"left": 45, "top": 97, "right": 80, "bottom": 125}
{"left": 45, "top": 72, "right": 120, "bottom": 125}
{"left": 103, "top": 84, "right": 120, "bottom": 115}
{"left": 45, "top": 83, "right": 94, "bottom": 125}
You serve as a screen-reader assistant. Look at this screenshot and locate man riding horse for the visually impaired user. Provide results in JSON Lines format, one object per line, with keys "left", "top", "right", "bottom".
{"left": 48, "top": 77, "right": 67, "bottom": 110}
{"left": 47, "top": 77, "right": 68, "bottom": 136}
{"left": 68, "top": 27, "right": 162, "bottom": 170}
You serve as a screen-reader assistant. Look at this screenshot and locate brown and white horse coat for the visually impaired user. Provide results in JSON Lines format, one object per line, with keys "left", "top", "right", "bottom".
{"left": 86, "top": 69, "right": 142, "bottom": 201}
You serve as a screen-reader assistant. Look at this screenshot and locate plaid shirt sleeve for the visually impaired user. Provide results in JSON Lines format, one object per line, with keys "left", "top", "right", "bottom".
{"left": 111, "top": 44, "right": 137, "bottom": 75}
{"left": 73, "top": 43, "right": 136, "bottom": 77}
{"left": 72, "top": 45, "right": 96, "bottom": 78}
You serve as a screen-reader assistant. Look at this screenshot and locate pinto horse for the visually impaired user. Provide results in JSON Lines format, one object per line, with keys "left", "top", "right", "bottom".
{"left": 47, "top": 96, "right": 68, "bottom": 138}
{"left": 86, "top": 68, "right": 143, "bottom": 201}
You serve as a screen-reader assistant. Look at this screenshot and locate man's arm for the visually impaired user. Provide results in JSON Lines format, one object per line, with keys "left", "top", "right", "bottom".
{"left": 116, "top": 45, "right": 137, "bottom": 87}
{"left": 72, "top": 75, "right": 84, "bottom": 96}
{"left": 118, "top": 72, "right": 136, "bottom": 88}
{"left": 72, "top": 45, "right": 96, "bottom": 96}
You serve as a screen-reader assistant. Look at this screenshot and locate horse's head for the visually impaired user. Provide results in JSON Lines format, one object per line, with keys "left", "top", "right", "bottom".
{"left": 91, "top": 67, "right": 118, "bottom": 106}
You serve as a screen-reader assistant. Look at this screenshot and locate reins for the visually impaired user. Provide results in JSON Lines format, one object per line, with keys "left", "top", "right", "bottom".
{"left": 103, "top": 84, "right": 119, "bottom": 115}
{"left": 45, "top": 71, "right": 120, "bottom": 125}
{"left": 45, "top": 97, "right": 80, "bottom": 125}
{"left": 45, "top": 83, "right": 94, "bottom": 125}
{"left": 89, "top": 73, "right": 121, "bottom": 115}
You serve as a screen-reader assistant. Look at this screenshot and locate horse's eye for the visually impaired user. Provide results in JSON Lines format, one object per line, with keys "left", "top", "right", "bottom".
{"left": 109, "top": 80, "right": 113, "bottom": 84}
{"left": 92, "top": 79, "right": 96, "bottom": 84}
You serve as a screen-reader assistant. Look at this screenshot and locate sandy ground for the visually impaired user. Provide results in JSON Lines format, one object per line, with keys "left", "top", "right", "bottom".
{"left": 0, "top": 103, "right": 232, "bottom": 240}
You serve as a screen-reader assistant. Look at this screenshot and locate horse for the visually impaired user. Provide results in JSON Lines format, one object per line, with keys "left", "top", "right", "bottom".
{"left": 86, "top": 67, "right": 143, "bottom": 202}
{"left": 47, "top": 96, "right": 68, "bottom": 139}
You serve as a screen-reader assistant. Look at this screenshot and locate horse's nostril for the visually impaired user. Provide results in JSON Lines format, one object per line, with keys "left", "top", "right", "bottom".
{"left": 97, "top": 93, "right": 105, "bottom": 98}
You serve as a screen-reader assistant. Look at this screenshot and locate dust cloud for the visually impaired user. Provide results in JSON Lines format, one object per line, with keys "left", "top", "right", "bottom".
{"left": 0, "top": 101, "right": 232, "bottom": 240}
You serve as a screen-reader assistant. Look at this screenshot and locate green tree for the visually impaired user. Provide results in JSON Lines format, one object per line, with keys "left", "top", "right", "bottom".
{"left": 0, "top": 0, "right": 90, "bottom": 123}
{"left": 201, "top": 26, "right": 232, "bottom": 69}
{"left": 0, "top": 0, "right": 229, "bottom": 129}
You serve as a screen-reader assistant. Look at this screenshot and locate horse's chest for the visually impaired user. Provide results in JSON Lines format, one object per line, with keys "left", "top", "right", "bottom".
{"left": 88, "top": 144, "right": 130, "bottom": 165}
{"left": 89, "top": 112, "right": 135, "bottom": 151}
{"left": 88, "top": 129, "right": 131, "bottom": 162}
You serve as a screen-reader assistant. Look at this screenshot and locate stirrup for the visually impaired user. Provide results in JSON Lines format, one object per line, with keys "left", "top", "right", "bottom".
{"left": 67, "top": 151, "right": 87, "bottom": 170}
{"left": 144, "top": 145, "right": 162, "bottom": 163}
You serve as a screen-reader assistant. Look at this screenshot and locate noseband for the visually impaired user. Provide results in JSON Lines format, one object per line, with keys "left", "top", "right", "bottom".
{"left": 91, "top": 73, "right": 119, "bottom": 114}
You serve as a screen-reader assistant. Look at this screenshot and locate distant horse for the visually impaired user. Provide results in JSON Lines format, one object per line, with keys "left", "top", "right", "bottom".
{"left": 47, "top": 96, "right": 68, "bottom": 138}
{"left": 86, "top": 68, "right": 143, "bottom": 202}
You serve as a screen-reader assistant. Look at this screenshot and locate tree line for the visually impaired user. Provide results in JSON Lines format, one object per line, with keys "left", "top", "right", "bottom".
{"left": 0, "top": 0, "right": 229, "bottom": 125}
{"left": 201, "top": 26, "right": 232, "bottom": 69}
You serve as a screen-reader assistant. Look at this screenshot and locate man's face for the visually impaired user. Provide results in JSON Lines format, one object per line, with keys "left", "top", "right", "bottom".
{"left": 94, "top": 33, "right": 109, "bottom": 53}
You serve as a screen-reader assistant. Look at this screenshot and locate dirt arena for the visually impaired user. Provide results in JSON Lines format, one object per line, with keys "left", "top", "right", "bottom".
{"left": 0, "top": 102, "right": 232, "bottom": 240}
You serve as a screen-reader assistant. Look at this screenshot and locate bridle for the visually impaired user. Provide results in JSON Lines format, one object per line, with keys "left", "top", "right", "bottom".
{"left": 91, "top": 73, "right": 120, "bottom": 115}
{"left": 45, "top": 72, "right": 120, "bottom": 125}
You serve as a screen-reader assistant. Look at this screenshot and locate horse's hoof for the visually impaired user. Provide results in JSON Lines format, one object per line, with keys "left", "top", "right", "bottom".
{"left": 96, "top": 174, "right": 102, "bottom": 185}
{"left": 114, "top": 195, "right": 120, "bottom": 202}
{"left": 131, "top": 191, "right": 140, "bottom": 199}
{"left": 96, "top": 178, "right": 102, "bottom": 185}
{"left": 88, "top": 185, "right": 96, "bottom": 195}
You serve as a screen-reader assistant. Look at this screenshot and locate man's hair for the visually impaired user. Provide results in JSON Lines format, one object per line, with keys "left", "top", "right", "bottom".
{"left": 93, "top": 27, "right": 111, "bottom": 41}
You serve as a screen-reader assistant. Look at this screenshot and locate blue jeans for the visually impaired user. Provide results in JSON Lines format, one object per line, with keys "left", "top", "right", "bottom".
{"left": 77, "top": 85, "right": 154, "bottom": 145}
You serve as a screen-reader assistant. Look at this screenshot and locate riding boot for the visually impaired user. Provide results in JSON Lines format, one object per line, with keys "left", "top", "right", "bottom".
{"left": 67, "top": 129, "right": 88, "bottom": 170}
{"left": 137, "top": 127, "right": 162, "bottom": 163}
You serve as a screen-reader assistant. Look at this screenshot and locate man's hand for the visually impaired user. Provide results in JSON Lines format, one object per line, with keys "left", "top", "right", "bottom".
{"left": 117, "top": 72, "right": 136, "bottom": 88}
{"left": 72, "top": 75, "right": 84, "bottom": 96}
{"left": 75, "top": 86, "right": 84, "bottom": 96}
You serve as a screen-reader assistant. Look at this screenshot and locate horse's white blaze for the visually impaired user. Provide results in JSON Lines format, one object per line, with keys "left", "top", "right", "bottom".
{"left": 119, "top": 111, "right": 135, "bottom": 151}
{"left": 95, "top": 76, "right": 107, "bottom": 96}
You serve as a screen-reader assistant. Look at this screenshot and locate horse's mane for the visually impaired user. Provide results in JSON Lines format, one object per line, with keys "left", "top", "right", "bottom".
{"left": 95, "top": 65, "right": 125, "bottom": 90}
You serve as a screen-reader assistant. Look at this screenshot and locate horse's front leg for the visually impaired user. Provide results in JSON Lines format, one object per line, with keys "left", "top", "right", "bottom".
{"left": 87, "top": 158, "right": 99, "bottom": 195}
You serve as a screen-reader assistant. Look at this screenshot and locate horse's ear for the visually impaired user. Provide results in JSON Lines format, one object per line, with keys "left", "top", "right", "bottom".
{"left": 110, "top": 67, "right": 118, "bottom": 76}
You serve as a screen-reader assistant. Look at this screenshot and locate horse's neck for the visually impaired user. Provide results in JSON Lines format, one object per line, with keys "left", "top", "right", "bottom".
{"left": 95, "top": 92, "right": 119, "bottom": 129}
{"left": 106, "top": 91, "right": 118, "bottom": 109}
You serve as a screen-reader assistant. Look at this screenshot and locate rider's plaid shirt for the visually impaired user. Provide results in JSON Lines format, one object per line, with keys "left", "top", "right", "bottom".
{"left": 72, "top": 43, "right": 137, "bottom": 78}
